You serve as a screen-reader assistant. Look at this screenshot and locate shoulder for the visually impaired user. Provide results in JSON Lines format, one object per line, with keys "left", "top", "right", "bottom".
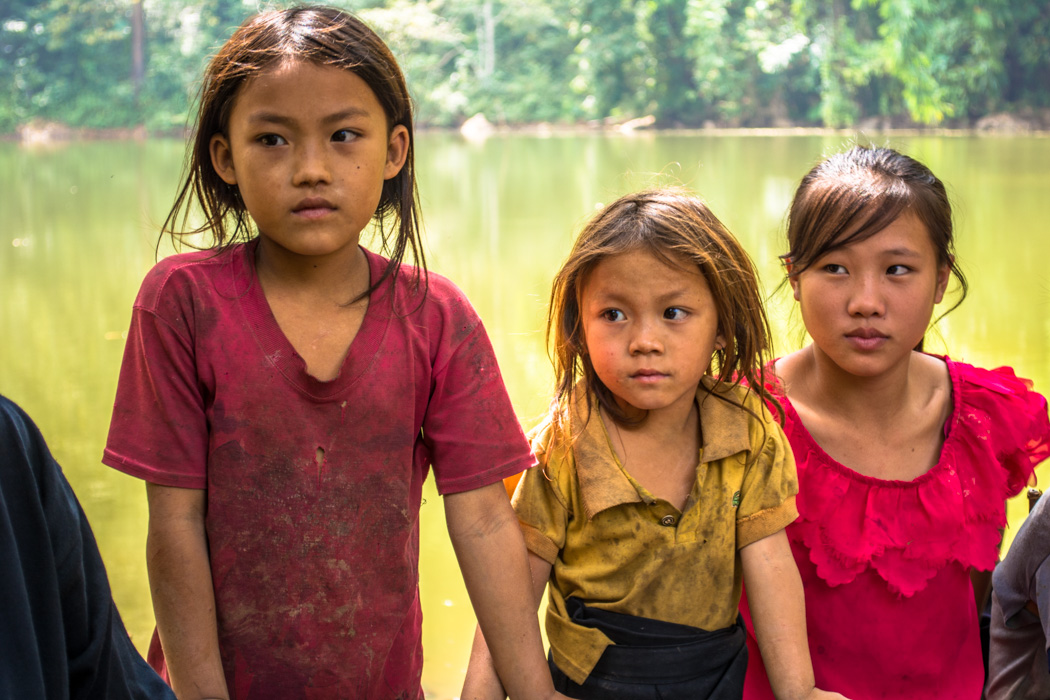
{"left": 948, "top": 356, "right": 1045, "bottom": 406}
{"left": 517, "top": 409, "right": 579, "bottom": 511}
{"left": 524, "top": 403, "right": 588, "bottom": 490}
{"left": 993, "top": 491, "right": 1050, "bottom": 619}
{"left": 0, "top": 395, "right": 54, "bottom": 493}
{"left": 368, "top": 250, "right": 472, "bottom": 309}
{"left": 701, "top": 379, "right": 784, "bottom": 452}
{"left": 946, "top": 356, "right": 1050, "bottom": 448}
{"left": 368, "top": 251, "right": 483, "bottom": 333}
{"left": 768, "top": 350, "right": 806, "bottom": 391}
{"left": 135, "top": 245, "right": 248, "bottom": 311}
{"left": 943, "top": 356, "right": 1050, "bottom": 489}
{"left": 0, "top": 395, "right": 36, "bottom": 452}
{"left": 527, "top": 409, "right": 571, "bottom": 474}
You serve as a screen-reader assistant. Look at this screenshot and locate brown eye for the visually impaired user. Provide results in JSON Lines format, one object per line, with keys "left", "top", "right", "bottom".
{"left": 664, "top": 307, "right": 686, "bottom": 320}
{"left": 258, "top": 134, "right": 286, "bottom": 147}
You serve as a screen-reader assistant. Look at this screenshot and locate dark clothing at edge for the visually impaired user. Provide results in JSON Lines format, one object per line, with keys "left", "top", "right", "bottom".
{"left": 0, "top": 395, "right": 174, "bottom": 699}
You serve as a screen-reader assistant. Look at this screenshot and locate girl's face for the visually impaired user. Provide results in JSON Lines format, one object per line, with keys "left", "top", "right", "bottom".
{"left": 790, "top": 211, "right": 950, "bottom": 379}
{"left": 209, "top": 60, "right": 408, "bottom": 262}
{"left": 579, "top": 248, "right": 725, "bottom": 420}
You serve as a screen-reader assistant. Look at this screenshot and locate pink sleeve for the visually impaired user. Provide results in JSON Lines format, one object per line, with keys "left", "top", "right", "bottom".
{"left": 958, "top": 364, "right": 1050, "bottom": 499}
{"left": 102, "top": 274, "right": 209, "bottom": 489}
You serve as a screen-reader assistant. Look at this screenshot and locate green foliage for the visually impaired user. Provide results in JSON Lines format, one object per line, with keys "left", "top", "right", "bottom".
{"left": 1, "top": 0, "right": 1047, "bottom": 133}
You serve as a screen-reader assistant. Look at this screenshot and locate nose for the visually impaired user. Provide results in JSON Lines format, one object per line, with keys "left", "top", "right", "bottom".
{"left": 292, "top": 141, "right": 331, "bottom": 186}
{"left": 629, "top": 319, "right": 664, "bottom": 355}
{"left": 847, "top": 274, "right": 885, "bottom": 317}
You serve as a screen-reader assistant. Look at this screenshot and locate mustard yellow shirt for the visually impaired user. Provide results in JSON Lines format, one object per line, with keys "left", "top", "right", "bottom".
{"left": 513, "top": 378, "right": 798, "bottom": 684}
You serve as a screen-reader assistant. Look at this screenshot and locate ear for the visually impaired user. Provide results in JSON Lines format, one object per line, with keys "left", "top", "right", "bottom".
{"left": 933, "top": 259, "right": 951, "bottom": 304}
{"left": 210, "top": 133, "right": 238, "bottom": 186}
{"left": 715, "top": 331, "right": 727, "bottom": 352}
{"left": 789, "top": 274, "right": 801, "bottom": 302}
{"left": 384, "top": 124, "right": 410, "bottom": 180}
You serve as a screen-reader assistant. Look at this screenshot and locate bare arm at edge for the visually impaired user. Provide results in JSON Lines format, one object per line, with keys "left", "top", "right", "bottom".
{"left": 446, "top": 482, "right": 567, "bottom": 700}
{"left": 971, "top": 519, "right": 1005, "bottom": 612}
{"left": 742, "top": 529, "right": 850, "bottom": 700}
{"left": 145, "top": 483, "right": 229, "bottom": 700}
{"left": 462, "top": 550, "right": 553, "bottom": 699}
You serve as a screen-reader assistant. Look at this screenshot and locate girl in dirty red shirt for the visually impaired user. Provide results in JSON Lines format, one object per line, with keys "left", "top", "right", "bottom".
{"left": 102, "top": 7, "right": 565, "bottom": 700}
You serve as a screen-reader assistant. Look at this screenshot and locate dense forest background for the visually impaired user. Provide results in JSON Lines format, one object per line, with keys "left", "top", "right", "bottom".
{"left": 3, "top": 0, "right": 1049, "bottom": 135}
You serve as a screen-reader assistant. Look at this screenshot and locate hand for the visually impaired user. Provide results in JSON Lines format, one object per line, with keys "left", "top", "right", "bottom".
{"left": 445, "top": 484, "right": 558, "bottom": 700}
{"left": 799, "top": 690, "right": 851, "bottom": 700}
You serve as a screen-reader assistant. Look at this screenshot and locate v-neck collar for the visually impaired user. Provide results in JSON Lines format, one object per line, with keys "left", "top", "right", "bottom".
{"left": 234, "top": 241, "right": 392, "bottom": 400}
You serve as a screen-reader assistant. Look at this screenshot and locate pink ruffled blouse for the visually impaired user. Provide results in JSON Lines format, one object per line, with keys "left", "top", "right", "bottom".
{"left": 741, "top": 357, "right": 1050, "bottom": 700}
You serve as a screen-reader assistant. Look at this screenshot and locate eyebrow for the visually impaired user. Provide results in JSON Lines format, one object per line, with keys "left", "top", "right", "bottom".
{"left": 589, "top": 287, "right": 696, "bottom": 304}
{"left": 880, "top": 247, "right": 923, "bottom": 258}
{"left": 245, "top": 107, "right": 373, "bottom": 126}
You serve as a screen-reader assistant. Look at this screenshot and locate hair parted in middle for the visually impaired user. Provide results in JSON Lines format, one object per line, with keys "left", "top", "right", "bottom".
{"left": 547, "top": 187, "right": 779, "bottom": 438}
{"left": 163, "top": 5, "right": 424, "bottom": 297}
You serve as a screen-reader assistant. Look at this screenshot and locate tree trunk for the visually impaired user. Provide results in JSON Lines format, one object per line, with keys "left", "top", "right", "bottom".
{"left": 478, "top": 1, "right": 495, "bottom": 79}
{"left": 131, "top": 0, "right": 145, "bottom": 107}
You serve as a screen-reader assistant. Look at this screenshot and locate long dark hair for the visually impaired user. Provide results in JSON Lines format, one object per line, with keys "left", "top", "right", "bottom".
{"left": 162, "top": 5, "right": 424, "bottom": 296}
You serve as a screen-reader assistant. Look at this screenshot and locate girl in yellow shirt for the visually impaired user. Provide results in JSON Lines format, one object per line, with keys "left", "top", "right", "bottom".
{"left": 463, "top": 188, "right": 848, "bottom": 700}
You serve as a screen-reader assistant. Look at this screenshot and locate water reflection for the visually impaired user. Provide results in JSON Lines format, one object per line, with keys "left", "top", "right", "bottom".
{"left": 1, "top": 133, "right": 1048, "bottom": 698}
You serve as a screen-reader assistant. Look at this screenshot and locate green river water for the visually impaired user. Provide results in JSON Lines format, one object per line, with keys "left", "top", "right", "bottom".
{"left": 2, "top": 132, "right": 1048, "bottom": 697}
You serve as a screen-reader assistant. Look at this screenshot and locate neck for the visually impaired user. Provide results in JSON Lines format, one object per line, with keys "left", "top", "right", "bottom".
{"left": 608, "top": 395, "right": 699, "bottom": 444}
{"left": 804, "top": 345, "right": 917, "bottom": 420}
{"left": 255, "top": 238, "right": 370, "bottom": 305}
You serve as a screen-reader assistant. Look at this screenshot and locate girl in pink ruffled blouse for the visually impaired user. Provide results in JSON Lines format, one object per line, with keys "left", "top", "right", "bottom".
{"left": 740, "top": 145, "right": 1050, "bottom": 699}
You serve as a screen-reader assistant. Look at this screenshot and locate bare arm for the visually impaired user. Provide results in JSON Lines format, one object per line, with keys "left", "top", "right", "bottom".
{"left": 741, "top": 529, "right": 849, "bottom": 700}
{"left": 145, "top": 483, "right": 229, "bottom": 700}
{"left": 970, "top": 567, "right": 993, "bottom": 612}
{"left": 446, "top": 482, "right": 566, "bottom": 700}
{"left": 462, "top": 550, "right": 552, "bottom": 699}
{"left": 972, "top": 518, "right": 1005, "bottom": 612}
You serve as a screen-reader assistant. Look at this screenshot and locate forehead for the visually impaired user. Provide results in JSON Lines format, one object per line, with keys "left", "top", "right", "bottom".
{"left": 228, "top": 60, "right": 385, "bottom": 123}
{"left": 581, "top": 248, "right": 708, "bottom": 297}
{"left": 830, "top": 210, "right": 936, "bottom": 257}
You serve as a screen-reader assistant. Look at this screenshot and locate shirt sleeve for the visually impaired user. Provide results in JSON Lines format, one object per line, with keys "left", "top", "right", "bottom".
{"left": 102, "top": 268, "right": 209, "bottom": 489}
{"left": 735, "top": 412, "right": 799, "bottom": 549}
{"left": 510, "top": 423, "right": 571, "bottom": 565}
{"left": 422, "top": 290, "right": 536, "bottom": 495}
{"left": 958, "top": 363, "right": 1050, "bottom": 499}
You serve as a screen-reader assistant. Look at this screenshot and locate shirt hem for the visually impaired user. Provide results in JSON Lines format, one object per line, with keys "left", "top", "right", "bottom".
{"left": 436, "top": 455, "right": 537, "bottom": 495}
{"left": 737, "top": 495, "right": 798, "bottom": 549}
{"left": 101, "top": 449, "right": 207, "bottom": 489}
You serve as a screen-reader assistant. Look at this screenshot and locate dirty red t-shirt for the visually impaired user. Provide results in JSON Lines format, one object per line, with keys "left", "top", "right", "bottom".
{"left": 103, "top": 242, "right": 533, "bottom": 699}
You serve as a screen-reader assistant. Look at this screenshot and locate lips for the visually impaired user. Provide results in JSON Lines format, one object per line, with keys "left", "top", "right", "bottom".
{"left": 631, "top": 369, "right": 667, "bottom": 382}
{"left": 845, "top": 328, "right": 888, "bottom": 340}
{"left": 293, "top": 197, "right": 336, "bottom": 219}
{"left": 845, "top": 327, "right": 888, "bottom": 351}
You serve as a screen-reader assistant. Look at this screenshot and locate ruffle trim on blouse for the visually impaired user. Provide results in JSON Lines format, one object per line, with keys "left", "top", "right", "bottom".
{"left": 783, "top": 359, "right": 1050, "bottom": 597}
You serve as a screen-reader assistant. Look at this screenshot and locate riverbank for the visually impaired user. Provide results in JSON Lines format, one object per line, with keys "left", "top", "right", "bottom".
{"left": 6, "top": 108, "right": 1050, "bottom": 144}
